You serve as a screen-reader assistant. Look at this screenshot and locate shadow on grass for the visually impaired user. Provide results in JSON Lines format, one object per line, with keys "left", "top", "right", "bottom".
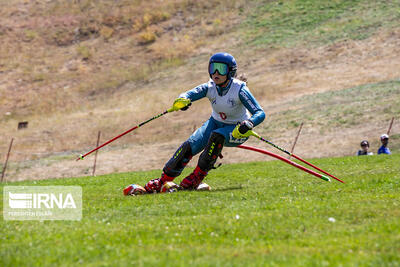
{"left": 200, "top": 185, "right": 244, "bottom": 193}
{"left": 125, "top": 185, "right": 245, "bottom": 197}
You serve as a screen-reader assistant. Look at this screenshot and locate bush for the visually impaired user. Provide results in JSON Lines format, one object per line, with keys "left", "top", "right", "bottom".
{"left": 138, "top": 29, "right": 156, "bottom": 45}
{"left": 76, "top": 45, "right": 92, "bottom": 60}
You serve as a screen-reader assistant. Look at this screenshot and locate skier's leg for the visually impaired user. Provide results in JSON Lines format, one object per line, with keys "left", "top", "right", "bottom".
{"left": 144, "top": 118, "right": 217, "bottom": 193}
{"left": 180, "top": 131, "right": 225, "bottom": 189}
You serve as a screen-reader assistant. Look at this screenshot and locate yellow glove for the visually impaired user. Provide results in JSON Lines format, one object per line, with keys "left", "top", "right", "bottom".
{"left": 168, "top": 98, "right": 191, "bottom": 112}
{"left": 232, "top": 120, "right": 254, "bottom": 139}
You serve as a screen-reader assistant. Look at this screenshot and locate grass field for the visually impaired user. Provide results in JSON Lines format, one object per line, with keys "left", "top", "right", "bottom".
{"left": 1, "top": 0, "right": 399, "bottom": 265}
{"left": 244, "top": 0, "right": 400, "bottom": 47}
{"left": 1, "top": 153, "right": 399, "bottom": 266}
{"left": 1, "top": 0, "right": 399, "bottom": 185}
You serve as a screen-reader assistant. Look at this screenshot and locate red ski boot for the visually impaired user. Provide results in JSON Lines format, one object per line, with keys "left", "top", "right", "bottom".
{"left": 144, "top": 173, "right": 175, "bottom": 193}
{"left": 180, "top": 166, "right": 208, "bottom": 190}
{"left": 123, "top": 184, "right": 146, "bottom": 196}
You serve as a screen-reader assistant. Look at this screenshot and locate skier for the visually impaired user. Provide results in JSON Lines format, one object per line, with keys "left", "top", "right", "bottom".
{"left": 124, "top": 52, "right": 265, "bottom": 195}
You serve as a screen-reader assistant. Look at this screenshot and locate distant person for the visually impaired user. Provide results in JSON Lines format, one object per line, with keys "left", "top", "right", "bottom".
{"left": 357, "top": 140, "right": 373, "bottom": 156}
{"left": 377, "top": 134, "right": 391, "bottom": 155}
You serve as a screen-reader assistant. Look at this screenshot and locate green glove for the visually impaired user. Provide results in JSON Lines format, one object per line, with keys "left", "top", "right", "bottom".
{"left": 232, "top": 120, "right": 254, "bottom": 139}
{"left": 168, "top": 98, "right": 191, "bottom": 112}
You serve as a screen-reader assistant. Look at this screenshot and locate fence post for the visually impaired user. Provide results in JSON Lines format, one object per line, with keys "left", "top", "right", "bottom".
{"left": 92, "top": 131, "right": 101, "bottom": 176}
{"left": 288, "top": 123, "right": 303, "bottom": 159}
{"left": 1, "top": 138, "right": 14, "bottom": 182}
{"left": 387, "top": 117, "right": 395, "bottom": 135}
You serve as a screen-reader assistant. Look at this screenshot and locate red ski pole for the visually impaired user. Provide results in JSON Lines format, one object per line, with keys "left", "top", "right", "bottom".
{"left": 248, "top": 131, "right": 345, "bottom": 183}
{"left": 76, "top": 98, "right": 190, "bottom": 161}
{"left": 237, "top": 145, "right": 331, "bottom": 182}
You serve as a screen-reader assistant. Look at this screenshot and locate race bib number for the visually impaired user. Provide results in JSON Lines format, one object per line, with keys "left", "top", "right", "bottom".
{"left": 219, "top": 112, "right": 227, "bottom": 120}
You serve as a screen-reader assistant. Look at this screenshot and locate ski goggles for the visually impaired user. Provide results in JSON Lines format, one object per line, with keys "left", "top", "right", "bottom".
{"left": 209, "top": 62, "right": 229, "bottom": 76}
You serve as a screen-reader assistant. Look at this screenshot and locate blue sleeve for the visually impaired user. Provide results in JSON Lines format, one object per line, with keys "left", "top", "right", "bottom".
{"left": 238, "top": 86, "right": 265, "bottom": 126}
{"left": 179, "top": 83, "right": 209, "bottom": 102}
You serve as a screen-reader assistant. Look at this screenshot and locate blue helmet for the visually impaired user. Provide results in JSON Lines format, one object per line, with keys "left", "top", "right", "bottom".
{"left": 209, "top": 52, "right": 237, "bottom": 80}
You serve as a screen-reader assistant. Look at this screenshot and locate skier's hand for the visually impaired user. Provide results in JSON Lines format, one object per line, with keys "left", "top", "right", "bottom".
{"left": 232, "top": 120, "right": 253, "bottom": 139}
{"left": 180, "top": 101, "right": 191, "bottom": 111}
{"left": 171, "top": 98, "right": 191, "bottom": 112}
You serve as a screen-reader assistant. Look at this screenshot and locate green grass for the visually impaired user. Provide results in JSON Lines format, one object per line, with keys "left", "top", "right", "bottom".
{"left": 261, "top": 80, "right": 400, "bottom": 153}
{"left": 243, "top": 0, "right": 400, "bottom": 47}
{"left": 1, "top": 154, "right": 400, "bottom": 266}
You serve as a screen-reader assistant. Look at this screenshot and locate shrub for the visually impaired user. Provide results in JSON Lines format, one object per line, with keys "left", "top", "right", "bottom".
{"left": 76, "top": 45, "right": 92, "bottom": 60}
{"left": 138, "top": 29, "right": 156, "bottom": 45}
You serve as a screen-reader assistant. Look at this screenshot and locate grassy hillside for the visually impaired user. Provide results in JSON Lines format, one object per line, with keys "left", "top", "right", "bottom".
{"left": 1, "top": 154, "right": 399, "bottom": 266}
{"left": 1, "top": 0, "right": 398, "bottom": 116}
{"left": 243, "top": 0, "right": 400, "bottom": 47}
{"left": 0, "top": 0, "right": 399, "bottom": 181}
{"left": 1, "top": 80, "right": 398, "bottom": 182}
{"left": 0, "top": 0, "right": 248, "bottom": 116}
{"left": 257, "top": 80, "right": 400, "bottom": 157}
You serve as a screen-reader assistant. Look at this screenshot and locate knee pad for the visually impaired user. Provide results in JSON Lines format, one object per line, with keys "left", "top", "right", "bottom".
{"left": 198, "top": 132, "right": 224, "bottom": 172}
{"left": 163, "top": 141, "right": 193, "bottom": 177}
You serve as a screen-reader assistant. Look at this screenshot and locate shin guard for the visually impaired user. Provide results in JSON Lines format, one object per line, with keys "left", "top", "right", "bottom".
{"left": 163, "top": 141, "right": 193, "bottom": 177}
{"left": 198, "top": 132, "right": 224, "bottom": 172}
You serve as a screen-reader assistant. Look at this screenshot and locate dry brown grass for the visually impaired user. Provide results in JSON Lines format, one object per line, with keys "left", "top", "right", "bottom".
{"left": 0, "top": 0, "right": 243, "bottom": 116}
{"left": 0, "top": 1, "right": 399, "bottom": 181}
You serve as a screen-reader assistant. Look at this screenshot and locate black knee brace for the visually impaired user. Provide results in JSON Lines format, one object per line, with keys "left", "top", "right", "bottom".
{"left": 198, "top": 132, "right": 225, "bottom": 172}
{"left": 163, "top": 141, "right": 193, "bottom": 177}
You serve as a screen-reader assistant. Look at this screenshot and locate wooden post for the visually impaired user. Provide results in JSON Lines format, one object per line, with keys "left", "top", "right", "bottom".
{"left": 92, "top": 131, "right": 101, "bottom": 176}
{"left": 289, "top": 123, "right": 303, "bottom": 159}
{"left": 387, "top": 117, "right": 394, "bottom": 135}
{"left": 1, "top": 138, "right": 14, "bottom": 182}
